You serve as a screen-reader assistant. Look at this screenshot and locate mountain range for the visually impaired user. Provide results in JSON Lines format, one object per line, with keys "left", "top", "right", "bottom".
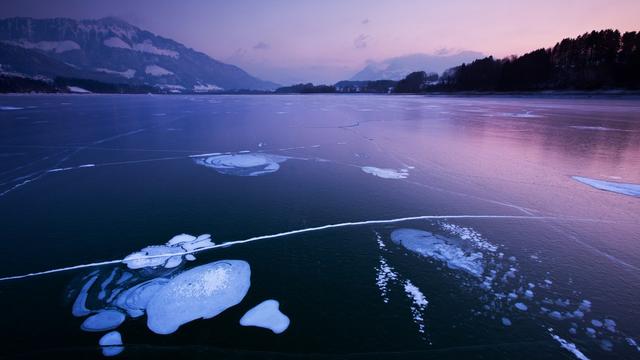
{"left": 349, "top": 51, "right": 484, "bottom": 81}
{"left": 0, "top": 17, "right": 279, "bottom": 92}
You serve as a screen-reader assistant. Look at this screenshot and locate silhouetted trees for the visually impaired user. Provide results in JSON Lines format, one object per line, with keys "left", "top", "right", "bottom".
{"left": 404, "top": 29, "right": 640, "bottom": 92}
{"left": 394, "top": 71, "right": 438, "bottom": 93}
{"left": 274, "top": 83, "right": 336, "bottom": 93}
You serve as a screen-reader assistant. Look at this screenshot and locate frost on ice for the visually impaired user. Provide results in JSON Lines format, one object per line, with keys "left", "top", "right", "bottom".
{"left": 572, "top": 176, "right": 640, "bottom": 197}
{"left": 361, "top": 166, "right": 409, "bottom": 179}
{"left": 146, "top": 260, "right": 251, "bottom": 334}
{"left": 194, "top": 153, "right": 288, "bottom": 176}
{"left": 390, "top": 228, "right": 484, "bottom": 277}
{"left": 123, "top": 233, "right": 213, "bottom": 269}
{"left": 240, "top": 299, "right": 290, "bottom": 334}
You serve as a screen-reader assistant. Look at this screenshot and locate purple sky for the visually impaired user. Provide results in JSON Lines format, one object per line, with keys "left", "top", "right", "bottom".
{"left": 2, "top": 0, "right": 639, "bottom": 84}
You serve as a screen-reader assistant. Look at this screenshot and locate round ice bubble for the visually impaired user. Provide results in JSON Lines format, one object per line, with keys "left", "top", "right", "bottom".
{"left": 146, "top": 260, "right": 251, "bottom": 334}
{"left": 99, "top": 331, "right": 124, "bottom": 357}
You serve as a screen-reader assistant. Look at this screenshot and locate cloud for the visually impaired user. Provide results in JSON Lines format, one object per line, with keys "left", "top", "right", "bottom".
{"left": 253, "top": 41, "right": 270, "bottom": 50}
{"left": 353, "top": 34, "right": 369, "bottom": 49}
{"left": 361, "top": 18, "right": 369, "bottom": 25}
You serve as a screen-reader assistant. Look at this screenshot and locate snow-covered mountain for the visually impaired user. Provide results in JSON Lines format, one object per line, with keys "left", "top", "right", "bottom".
{"left": 350, "top": 51, "right": 484, "bottom": 81}
{"left": 0, "top": 17, "right": 279, "bottom": 91}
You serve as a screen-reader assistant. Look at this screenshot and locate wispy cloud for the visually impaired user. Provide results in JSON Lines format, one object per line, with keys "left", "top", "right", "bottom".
{"left": 253, "top": 41, "right": 270, "bottom": 50}
{"left": 353, "top": 34, "right": 369, "bottom": 49}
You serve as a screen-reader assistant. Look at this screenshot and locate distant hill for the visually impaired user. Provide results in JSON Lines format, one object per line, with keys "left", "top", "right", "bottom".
{"left": 350, "top": 51, "right": 484, "bottom": 81}
{"left": 0, "top": 17, "right": 279, "bottom": 92}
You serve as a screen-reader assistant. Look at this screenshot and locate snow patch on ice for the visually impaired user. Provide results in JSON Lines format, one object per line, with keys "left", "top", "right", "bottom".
{"left": 146, "top": 260, "right": 250, "bottom": 334}
{"left": 194, "top": 153, "right": 288, "bottom": 176}
{"left": 239, "top": 299, "right": 290, "bottom": 334}
{"left": 391, "top": 228, "right": 484, "bottom": 277}
{"left": 550, "top": 330, "right": 590, "bottom": 360}
{"left": 123, "top": 233, "right": 213, "bottom": 269}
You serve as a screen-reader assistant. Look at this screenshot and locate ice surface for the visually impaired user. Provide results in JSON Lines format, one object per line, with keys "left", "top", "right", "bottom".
{"left": 0, "top": 106, "right": 23, "bottom": 110}
{"left": 239, "top": 299, "right": 290, "bottom": 334}
{"left": 146, "top": 260, "right": 251, "bottom": 334}
{"left": 81, "top": 310, "right": 125, "bottom": 332}
{"left": 572, "top": 176, "right": 640, "bottom": 197}
{"left": 391, "top": 228, "right": 484, "bottom": 277}
{"left": 361, "top": 166, "right": 409, "bottom": 179}
{"left": 99, "top": 331, "right": 124, "bottom": 357}
{"left": 72, "top": 275, "right": 99, "bottom": 317}
{"left": 194, "top": 153, "right": 288, "bottom": 176}
{"left": 114, "top": 278, "right": 169, "bottom": 318}
{"left": 123, "top": 233, "right": 213, "bottom": 269}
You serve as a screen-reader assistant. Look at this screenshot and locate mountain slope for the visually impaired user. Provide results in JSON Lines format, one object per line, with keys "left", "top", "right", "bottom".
{"left": 0, "top": 17, "right": 279, "bottom": 91}
{"left": 350, "top": 51, "right": 484, "bottom": 81}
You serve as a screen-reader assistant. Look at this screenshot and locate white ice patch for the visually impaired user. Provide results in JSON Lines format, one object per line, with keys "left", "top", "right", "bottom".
{"left": 114, "top": 278, "right": 169, "bottom": 318}
{"left": 572, "top": 176, "right": 640, "bottom": 197}
{"left": 391, "top": 228, "right": 484, "bottom": 277}
{"left": 194, "top": 153, "right": 288, "bottom": 176}
{"left": 439, "top": 222, "right": 497, "bottom": 252}
{"left": 123, "top": 233, "right": 213, "bottom": 270}
{"left": 239, "top": 299, "right": 290, "bottom": 334}
{"left": 80, "top": 309, "right": 125, "bottom": 332}
{"left": 550, "top": 330, "right": 590, "bottom": 360}
{"left": 99, "top": 331, "right": 124, "bottom": 357}
{"left": 375, "top": 257, "right": 397, "bottom": 303}
{"left": 145, "top": 65, "right": 173, "bottom": 77}
{"left": 403, "top": 280, "right": 428, "bottom": 334}
{"left": 146, "top": 260, "right": 251, "bottom": 334}
{"left": 361, "top": 166, "right": 409, "bottom": 179}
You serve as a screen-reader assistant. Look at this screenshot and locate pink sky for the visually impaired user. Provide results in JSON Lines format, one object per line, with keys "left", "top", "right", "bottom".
{"left": 3, "top": 0, "right": 639, "bottom": 84}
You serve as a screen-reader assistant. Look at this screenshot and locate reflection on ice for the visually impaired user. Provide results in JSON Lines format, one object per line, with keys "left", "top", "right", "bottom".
{"left": 194, "top": 153, "right": 288, "bottom": 176}
{"left": 572, "top": 176, "right": 640, "bottom": 197}
{"left": 240, "top": 299, "right": 290, "bottom": 334}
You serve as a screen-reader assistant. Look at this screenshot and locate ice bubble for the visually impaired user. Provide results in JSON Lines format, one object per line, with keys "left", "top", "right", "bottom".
{"left": 81, "top": 310, "right": 125, "bottom": 332}
{"left": 603, "top": 319, "right": 616, "bottom": 332}
{"left": 586, "top": 327, "right": 596, "bottom": 337}
{"left": 194, "top": 153, "right": 288, "bottom": 176}
{"left": 524, "top": 290, "right": 534, "bottom": 298}
{"left": 439, "top": 222, "right": 497, "bottom": 252}
{"left": 549, "top": 311, "right": 563, "bottom": 320}
{"left": 501, "top": 317, "right": 512, "bottom": 326}
{"left": 572, "top": 176, "right": 640, "bottom": 197}
{"left": 146, "top": 260, "right": 251, "bottom": 334}
{"left": 123, "top": 233, "right": 214, "bottom": 270}
{"left": 99, "top": 331, "right": 124, "bottom": 357}
{"left": 600, "top": 339, "right": 614, "bottom": 352}
{"left": 514, "top": 302, "right": 528, "bottom": 311}
{"left": 240, "top": 299, "right": 290, "bottom": 334}
{"left": 591, "top": 319, "right": 603, "bottom": 328}
{"left": 361, "top": 166, "right": 409, "bottom": 179}
{"left": 391, "top": 229, "right": 484, "bottom": 277}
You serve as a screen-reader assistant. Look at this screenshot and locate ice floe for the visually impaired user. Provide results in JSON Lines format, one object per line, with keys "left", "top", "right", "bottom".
{"left": 194, "top": 153, "right": 288, "bottom": 176}
{"left": 391, "top": 228, "right": 484, "bottom": 277}
{"left": 361, "top": 166, "right": 409, "bottom": 179}
{"left": 81, "top": 310, "right": 125, "bottom": 332}
{"left": 99, "top": 331, "right": 124, "bottom": 357}
{"left": 572, "top": 176, "right": 640, "bottom": 197}
{"left": 146, "top": 260, "right": 251, "bottom": 334}
{"left": 239, "top": 299, "right": 290, "bottom": 334}
{"left": 123, "top": 233, "right": 213, "bottom": 269}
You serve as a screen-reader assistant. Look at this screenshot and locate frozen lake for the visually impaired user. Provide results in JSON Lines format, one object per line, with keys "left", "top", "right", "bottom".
{"left": 0, "top": 94, "right": 639, "bottom": 359}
